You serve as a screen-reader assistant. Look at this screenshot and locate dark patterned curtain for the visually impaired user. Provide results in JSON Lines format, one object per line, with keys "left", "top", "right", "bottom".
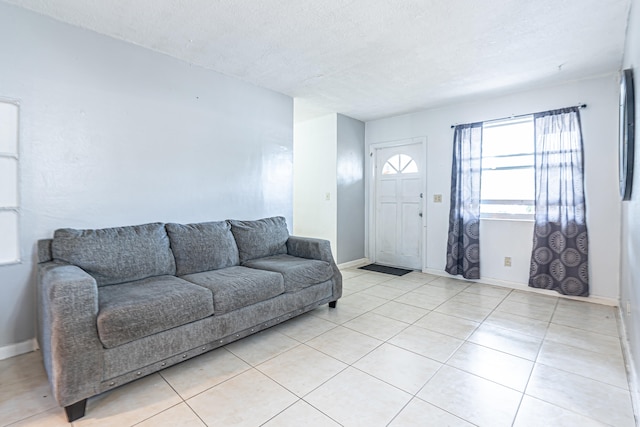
{"left": 446, "top": 123, "right": 482, "bottom": 279}
{"left": 529, "top": 107, "right": 589, "bottom": 296}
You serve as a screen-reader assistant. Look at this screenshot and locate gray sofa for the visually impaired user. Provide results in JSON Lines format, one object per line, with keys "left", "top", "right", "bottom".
{"left": 36, "top": 216, "right": 342, "bottom": 422}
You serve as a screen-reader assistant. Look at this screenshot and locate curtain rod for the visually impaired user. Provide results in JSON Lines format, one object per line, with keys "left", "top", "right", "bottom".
{"left": 450, "top": 104, "right": 587, "bottom": 129}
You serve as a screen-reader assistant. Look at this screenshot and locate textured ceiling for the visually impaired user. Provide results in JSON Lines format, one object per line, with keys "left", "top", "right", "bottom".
{"left": 4, "top": 0, "right": 632, "bottom": 122}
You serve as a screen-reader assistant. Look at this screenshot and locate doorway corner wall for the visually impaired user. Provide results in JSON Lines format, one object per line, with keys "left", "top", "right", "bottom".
{"left": 293, "top": 113, "right": 365, "bottom": 264}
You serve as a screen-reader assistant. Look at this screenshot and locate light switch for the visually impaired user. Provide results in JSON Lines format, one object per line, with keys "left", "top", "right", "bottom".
{"left": 325, "top": 192, "right": 331, "bottom": 201}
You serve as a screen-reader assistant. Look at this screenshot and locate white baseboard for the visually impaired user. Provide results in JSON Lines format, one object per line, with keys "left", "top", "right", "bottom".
{"left": 422, "top": 268, "right": 619, "bottom": 307}
{"left": 617, "top": 306, "right": 640, "bottom": 424}
{"left": 338, "top": 258, "right": 370, "bottom": 269}
{"left": 0, "top": 338, "right": 38, "bottom": 361}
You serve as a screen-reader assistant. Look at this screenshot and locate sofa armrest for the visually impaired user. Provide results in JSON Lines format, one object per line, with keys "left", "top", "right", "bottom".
{"left": 286, "top": 236, "right": 334, "bottom": 262}
{"left": 38, "top": 262, "right": 104, "bottom": 407}
{"left": 286, "top": 236, "right": 342, "bottom": 302}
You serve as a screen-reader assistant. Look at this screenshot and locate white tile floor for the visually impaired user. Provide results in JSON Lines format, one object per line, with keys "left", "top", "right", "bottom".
{"left": 0, "top": 268, "right": 636, "bottom": 426}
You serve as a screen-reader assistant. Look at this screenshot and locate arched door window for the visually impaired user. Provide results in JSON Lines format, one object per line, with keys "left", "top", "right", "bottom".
{"left": 382, "top": 154, "right": 418, "bottom": 175}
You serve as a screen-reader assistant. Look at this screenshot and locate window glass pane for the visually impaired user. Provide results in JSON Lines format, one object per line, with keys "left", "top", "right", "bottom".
{"left": 398, "top": 154, "right": 418, "bottom": 173}
{"left": 382, "top": 156, "right": 399, "bottom": 174}
{"left": 398, "top": 154, "right": 410, "bottom": 170}
{"left": 481, "top": 168, "right": 534, "bottom": 201}
{"left": 482, "top": 117, "right": 534, "bottom": 157}
{"left": 0, "top": 157, "right": 17, "bottom": 207}
{"left": 0, "top": 102, "right": 18, "bottom": 155}
{"left": 0, "top": 210, "right": 18, "bottom": 263}
{"left": 400, "top": 158, "right": 418, "bottom": 173}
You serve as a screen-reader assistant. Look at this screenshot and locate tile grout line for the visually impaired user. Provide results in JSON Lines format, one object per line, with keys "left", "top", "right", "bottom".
{"left": 508, "top": 294, "right": 559, "bottom": 426}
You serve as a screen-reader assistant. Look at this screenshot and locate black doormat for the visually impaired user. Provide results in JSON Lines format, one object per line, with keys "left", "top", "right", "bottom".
{"left": 358, "top": 263, "right": 412, "bottom": 276}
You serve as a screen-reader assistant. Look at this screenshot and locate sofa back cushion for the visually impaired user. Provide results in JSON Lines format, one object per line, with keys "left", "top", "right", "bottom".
{"left": 229, "top": 216, "right": 289, "bottom": 263}
{"left": 166, "top": 221, "right": 240, "bottom": 276}
{"left": 51, "top": 223, "right": 176, "bottom": 286}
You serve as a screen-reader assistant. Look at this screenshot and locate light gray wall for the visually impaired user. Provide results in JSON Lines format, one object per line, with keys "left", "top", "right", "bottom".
{"left": 620, "top": 0, "right": 640, "bottom": 393}
{"left": 336, "top": 114, "right": 365, "bottom": 264}
{"left": 366, "top": 75, "right": 620, "bottom": 301}
{"left": 0, "top": 3, "right": 293, "bottom": 350}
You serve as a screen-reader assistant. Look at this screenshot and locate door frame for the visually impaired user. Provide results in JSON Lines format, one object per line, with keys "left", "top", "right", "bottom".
{"left": 367, "top": 136, "right": 427, "bottom": 271}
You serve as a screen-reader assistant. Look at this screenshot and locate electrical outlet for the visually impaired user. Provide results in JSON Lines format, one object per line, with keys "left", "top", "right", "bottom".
{"left": 325, "top": 192, "right": 331, "bottom": 201}
{"left": 504, "top": 257, "right": 512, "bottom": 267}
{"left": 433, "top": 194, "right": 442, "bottom": 203}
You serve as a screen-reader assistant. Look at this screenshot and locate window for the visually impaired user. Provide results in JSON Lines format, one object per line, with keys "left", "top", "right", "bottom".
{"left": 0, "top": 101, "right": 19, "bottom": 264}
{"left": 480, "top": 116, "right": 534, "bottom": 220}
{"left": 382, "top": 154, "right": 418, "bottom": 175}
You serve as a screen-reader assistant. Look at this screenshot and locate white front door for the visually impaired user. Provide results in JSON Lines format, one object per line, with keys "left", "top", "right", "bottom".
{"left": 374, "top": 142, "right": 424, "bottom": 270}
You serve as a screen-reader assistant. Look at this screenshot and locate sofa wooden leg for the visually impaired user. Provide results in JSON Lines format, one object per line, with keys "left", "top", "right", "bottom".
{"left": 329, "top": 301, "right": 337, "bottom": 308}
{"left": 65, "top": 399, "right": 87, "bottom": 422}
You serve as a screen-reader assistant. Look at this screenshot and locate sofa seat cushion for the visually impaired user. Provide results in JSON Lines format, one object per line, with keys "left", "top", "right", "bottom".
{"left": 181, "top": 266, "right": 284, "bottom": 315}
{"left": 97, "top": 276, "right": 214, "bottom": 348}
{"left": 243, "top": 255, "right": 333, "bottom": 293}
{"left": 166, "top": 221, "right": 240, "bottom": 276}
{"left": 52, "top": 223, "right": 176, "bottom": 286}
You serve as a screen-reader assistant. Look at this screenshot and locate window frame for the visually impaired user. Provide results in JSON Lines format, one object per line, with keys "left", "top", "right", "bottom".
{"left": 0, "top": 99, "right": 20, "bottom": 266}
